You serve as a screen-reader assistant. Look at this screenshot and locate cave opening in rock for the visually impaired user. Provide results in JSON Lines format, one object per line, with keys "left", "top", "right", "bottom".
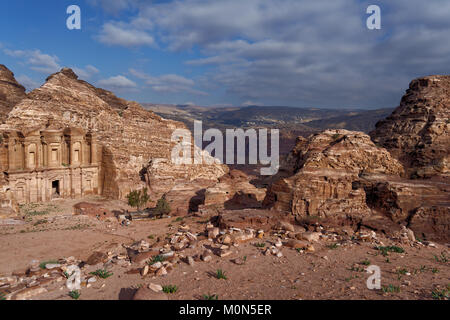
{"left": 52, "top": 180, "right": 60, "bottom": 197}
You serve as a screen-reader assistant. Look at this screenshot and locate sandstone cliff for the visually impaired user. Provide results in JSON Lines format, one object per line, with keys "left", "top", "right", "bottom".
{"left": 370, "top": 75, "right": 450, "bottom": 178}
{"left": 266, "top": 130, "right": 404, "bottom": 220}
{"left": 0, "top": 67, "right": 227, "bottom": 203}
{"left": 0, "top": 65, "right": 26, "bottom": 124}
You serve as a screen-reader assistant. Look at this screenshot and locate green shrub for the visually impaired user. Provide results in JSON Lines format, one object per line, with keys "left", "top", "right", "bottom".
{"left": 216, "top": 269, "right": 227, "bottom": 280}
{"left": 382, "top": 284, "right": 400, "bottom": 293}
{"left": 69, "top": 290, "right": 81, "bottom": 300}
{"left": 154, "top": 196, "right": 171, "bottom": 215}
{"left": 162, "top": 285, "right": 178, "bottom": 294}
{"left": 376, "top": 245, "right": 404, "bottom": 256}
{"left": 90, "top": 269, "right": 113, "bottom": 279}
{"left": 126, "top": 188, "right": 150, "bottom": 211}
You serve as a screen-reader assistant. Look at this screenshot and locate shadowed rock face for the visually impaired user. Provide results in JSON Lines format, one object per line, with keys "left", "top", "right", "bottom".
{"left": 266, "top": 129, "right": 404, "bottom": 220}
{"left": 370, "top": 75, "right": 450, "bottom": 178}
{"left": 0, "top": 67, "right": 227, "bottom": 203}
{"left": 0, "top": 65, "right": 26, "bottom": 123}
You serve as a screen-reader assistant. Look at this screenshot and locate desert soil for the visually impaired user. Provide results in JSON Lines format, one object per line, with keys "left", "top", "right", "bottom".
{"left": 0, "top": 197, "right": 448, "bottom": 300}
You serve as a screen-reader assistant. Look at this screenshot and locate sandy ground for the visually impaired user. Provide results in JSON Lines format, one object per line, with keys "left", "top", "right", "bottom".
{"left": 0, "top": 197, "right": 448, "bottom": 300}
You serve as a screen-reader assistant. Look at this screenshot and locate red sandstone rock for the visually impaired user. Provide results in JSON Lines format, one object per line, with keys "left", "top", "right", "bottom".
{"left": 370, "top": 75, "right": 450, "bottom": 178}
{"left": 0, "top": 67, "right": 227, "bottom": 213}
{"left": 0, "top": 65, "right": 26, "bottom": 124}
{"left": 267, "top": 129, "right": 404, "bottom": 219}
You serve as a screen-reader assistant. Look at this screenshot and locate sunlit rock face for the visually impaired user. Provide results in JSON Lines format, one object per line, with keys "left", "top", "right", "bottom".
{"left": 0, "top": 67, "right": 227, "bottom": 214}
{"left": 0, "top": 65, "right": 26, "bottom": 124}
{"left": 266, "top": 129, "right": 404, "bottom": 219}
{"left": 370, "top": 75, "right": 450, "bottom": 179}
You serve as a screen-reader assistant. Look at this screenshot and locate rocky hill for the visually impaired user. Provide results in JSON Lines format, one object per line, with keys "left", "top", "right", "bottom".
{"left": 0, "top": 65, "right": 26, "bottom": 124}
{"left": 370, "top": 76, "right": 450, "bottom": 178}
{"left": 265, "top": 128, "right": 449, "bottom": 241}
{"left": 0, "top": 66, "right": 227, "bottom": 205}
{"left": 265, "top": 129, "right": 404, "bottom": 219}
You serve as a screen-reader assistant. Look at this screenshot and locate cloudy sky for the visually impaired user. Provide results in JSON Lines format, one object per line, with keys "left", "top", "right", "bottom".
{"left": 1, "top": 0, "right": 449, "bottom": 109}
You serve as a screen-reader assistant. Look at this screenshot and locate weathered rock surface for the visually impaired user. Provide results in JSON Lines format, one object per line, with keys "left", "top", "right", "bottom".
{"left": 0, "top": 65, "right": 26, "bottom": 124}
{"left": 203, "top": 170, "right": 266, "bottom": 210}
{"left": 266, "top": 130, "right": 404, "bottom": 220}
{"left": 0, "top": 67, "right": 227, "bottom": 208}
{"left": 370, "top": 75, "right": 450, "bottom": 178}
{"left": 216, "top": 209, "right": 287, "bottom": 232}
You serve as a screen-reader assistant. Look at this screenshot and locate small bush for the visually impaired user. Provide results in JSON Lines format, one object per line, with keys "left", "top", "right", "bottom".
{"left": 216, "top": 269, "right": 227, "bottom": 280}
{"left": 376, "top": 246, "right": 404, "bottom": 256}
{"left": 361, "top": 259, "right": 371, "bottom": 266}
{"left": 149, "top": 255, "right": 166, "bottom": 264}
{"left": 203, "top": 294, "right": 219, "bottom": 300}
{"left": 69, "top": 290, "right": 81, "bottom": 300}
{"left": 431, "top": 286, "right": 449, "bottom": 300}
{"left": 382, "top": 284, "right": 400, "bottom": 293}
{"left": 327, "top": 243, "right": 339, "bottom": 250}
{"left": 126, "top": 188, "right": 150, "bottom": 211}
{"left": 162, "top": 285, "right": 178, "bottom": 294}
{"left": 90, "top": 269, "right": 113, "bottom": 279}
{"left": 155, "top": 196, "right": 171, "bottom": 216}
{"left": 434, "top": 252, "right": 448, "bottom": 263}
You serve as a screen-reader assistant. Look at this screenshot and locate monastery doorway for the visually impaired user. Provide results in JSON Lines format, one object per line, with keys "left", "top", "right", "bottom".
{"left": 52, "top": 180, "right": 60, "bottom": 198}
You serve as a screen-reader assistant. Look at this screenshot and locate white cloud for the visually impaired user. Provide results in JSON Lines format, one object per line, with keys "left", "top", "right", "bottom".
{"left": 87, "top": 0, "right": 139, "bottom": 14}
{"left": 95, "top": 0, "right": 450, "bottom": 107}
{"left": 15, "top": 75, "right": 40, "bottom": 91}
{"left": 129, "top": 69, "right": 207, "bottom": 96}
{"left": 72, "top": 65, "right": 99, "bottom": 79}
{"left": 4, "top": 49, "right": 60, "bottom": 74}
{"left": 98, "top": 75, "right": 137, "bottom": 92}
{"left": 97, "top": 22, "right": 155, "bottom": 47}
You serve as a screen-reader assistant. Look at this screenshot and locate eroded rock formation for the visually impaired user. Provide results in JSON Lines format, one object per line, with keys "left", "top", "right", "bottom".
{"left": 0, "top": 67, "right": 227, "bottom": 213}
{"left": 0, "top": 65, "right": 26, "bottom": 124}
{"left": 203, "top": 170, "right": 266, "bottom": 210}
{"left": 266, "top": 130, "right": 404, "bottom": 221}
{"left": 370, "top": 75, "right": 450, "bottom": 178}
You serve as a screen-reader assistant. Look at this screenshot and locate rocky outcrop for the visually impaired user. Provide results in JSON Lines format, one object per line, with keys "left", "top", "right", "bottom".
{"left": 0, "top": 65, "right": 26, "bottom": 123}
{"left": 202, "top": 170, "right": 266, "bottom": 210}
{"left": 360, "top": 174, "right": 450, "bottom": 241}
{"left": 266, "top": 130, "right": 404, "bottom": 220}
{"left": 408, "top": 206, "right": 450, "bottom": 242}
{"left": 370, "top": 75, "right": 450, "bottom": 178}
{"left": 0, "top": 67, "right": 227, "bottom": 206}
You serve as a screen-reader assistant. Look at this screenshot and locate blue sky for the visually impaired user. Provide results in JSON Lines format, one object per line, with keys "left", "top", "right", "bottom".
{"left": 1, "top": 0, "right": 450, "bottom": 109}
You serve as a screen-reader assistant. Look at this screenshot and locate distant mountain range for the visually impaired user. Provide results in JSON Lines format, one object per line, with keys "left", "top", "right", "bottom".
{"left": 143, "top": 103, "right": 394, "bottom": 133}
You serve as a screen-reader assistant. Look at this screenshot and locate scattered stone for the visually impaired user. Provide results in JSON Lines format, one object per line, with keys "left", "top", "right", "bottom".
{"left": 276, "top": 221, "right": 295, "bottom": 232}
{"left": 13, "top": 286, "right": 47, "bottom": 300}
{"left": 208, "top": 227, "right": 220, "bottom": 239}
{"left": 300, "top": 232, "right": 321, "bottom": 242}
{"left": 156, "top": 267, "right": 167, "bottom": 277}
{"left": 285, "top": 239, "right": 309, "bottom": 249}
{"left": 133, "top": 287, "right": 168, "bottom": 300}
{"left": 149, "top": 283, "right": 163, "bottom": 292}
{"left": 275, "top": 239, "right": 283, "bottom": 248}
{"left": 141, "top": 265, "right": 149, "bottom": 277}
